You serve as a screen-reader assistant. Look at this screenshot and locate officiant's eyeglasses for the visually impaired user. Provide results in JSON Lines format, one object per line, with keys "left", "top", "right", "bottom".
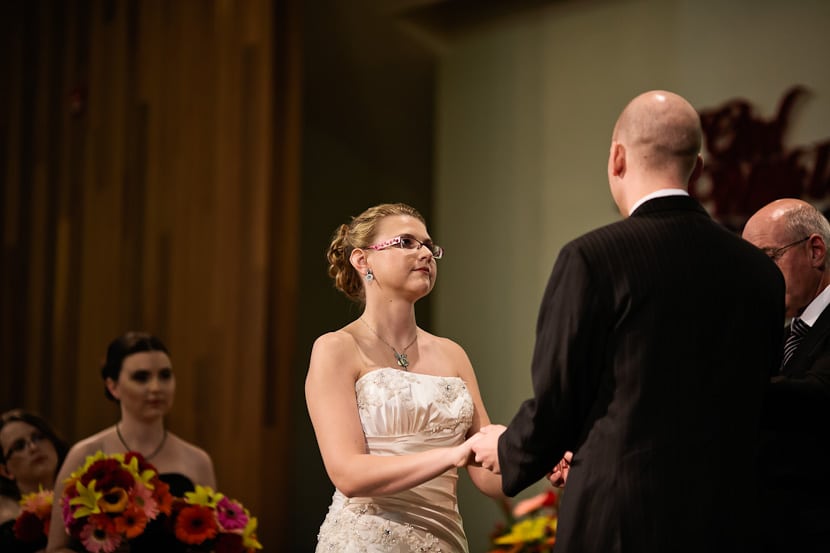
{"left": 762, "top": 236, "right": 809, "bottom": 261}
{"left": 366, "top": 235, "right": 444, "bottom": 259}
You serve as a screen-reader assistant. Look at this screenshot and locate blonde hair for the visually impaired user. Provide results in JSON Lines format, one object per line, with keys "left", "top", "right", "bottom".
{"left": 326, "top": 203, "right": 426, "bottom": 302}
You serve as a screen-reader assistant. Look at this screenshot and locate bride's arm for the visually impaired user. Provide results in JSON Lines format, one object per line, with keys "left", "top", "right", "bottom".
{"left": 452, "top": 344, "right": 505, "bottom": 499}
{"left": 306, "top": 332, "right": 475, "bottom": 498}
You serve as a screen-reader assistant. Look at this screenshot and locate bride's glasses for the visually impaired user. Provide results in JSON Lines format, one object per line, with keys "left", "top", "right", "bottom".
{"left": 366, "top": 235, "right": 444, "bottom": 259}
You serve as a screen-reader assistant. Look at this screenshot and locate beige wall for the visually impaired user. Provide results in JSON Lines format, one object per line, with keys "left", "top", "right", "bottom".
{"left": 433, "top": 0, "right": 830, "bottom": 549}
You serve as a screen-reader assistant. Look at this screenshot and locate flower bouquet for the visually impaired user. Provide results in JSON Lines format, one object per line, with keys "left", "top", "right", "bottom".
{"left": 13, "top": 487, "right": 53, "bottom": 547}
{"left": 489, "top": 489, "right": 559, "bottom": 553}
{"left": 169, "top": 485, "right": 262, "bottom": 553}
{"left": 60, "top": 451, "right": 173, "bottom": 553}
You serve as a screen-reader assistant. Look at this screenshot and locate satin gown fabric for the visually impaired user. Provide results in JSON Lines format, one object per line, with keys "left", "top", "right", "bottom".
{"left": 315, "top": 368, "right": 474, "bottom": 553}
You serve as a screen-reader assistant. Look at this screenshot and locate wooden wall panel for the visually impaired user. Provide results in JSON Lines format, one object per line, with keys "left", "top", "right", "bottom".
{"left": 1, "top": 0, "right": 300, "bottom": 547}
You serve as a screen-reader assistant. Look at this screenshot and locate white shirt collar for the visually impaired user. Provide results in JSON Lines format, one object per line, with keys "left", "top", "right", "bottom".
{"left": 629, "top": 189, "right": 689, "bottom": 216}
{"left": 797, "top": 284, "right": 830, "bottom": 327}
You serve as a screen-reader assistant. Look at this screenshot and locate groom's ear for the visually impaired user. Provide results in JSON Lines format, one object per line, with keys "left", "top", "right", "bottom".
{"left": 687, "top": 154, "right": 704, "bottom": 187}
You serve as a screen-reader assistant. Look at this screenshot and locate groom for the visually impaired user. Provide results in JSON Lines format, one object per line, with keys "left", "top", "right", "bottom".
{"left": 471, "top": 90, "right": 784, "bottom": 552}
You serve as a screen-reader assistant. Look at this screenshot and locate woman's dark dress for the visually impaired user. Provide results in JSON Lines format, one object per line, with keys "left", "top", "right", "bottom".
{"left": 0, "top": 516, "right": 44, "bottom": 553}
{"left": 128, "top": 473, "right": 195, "bottom": 552}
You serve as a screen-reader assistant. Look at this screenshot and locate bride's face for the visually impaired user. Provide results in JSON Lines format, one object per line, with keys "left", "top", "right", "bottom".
{"left": 365, "top": 215, "right": 439, "bottom": 300}
{"left": 107, "top": 351, "right": 175, "bottom": 420}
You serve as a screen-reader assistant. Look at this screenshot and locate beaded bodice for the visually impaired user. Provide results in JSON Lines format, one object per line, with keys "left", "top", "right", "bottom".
{"left": 315, "top": 368, "right": 474, "bottom": 552}
{"left": 355, "top": 368, "right": 474, "bottom": 440}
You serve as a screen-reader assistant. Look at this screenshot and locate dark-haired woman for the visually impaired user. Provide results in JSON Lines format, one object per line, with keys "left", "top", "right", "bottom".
{"left": 46, "top": 332, "right": 216, "bottom": 553}
{"left": 0, "top": 409, "right": 68, "bottom": 553}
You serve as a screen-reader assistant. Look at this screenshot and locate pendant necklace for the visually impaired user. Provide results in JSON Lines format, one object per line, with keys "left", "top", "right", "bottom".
{"left": 359, "top": 317, "right": 418, "bottom": 369}
{"left": 116, "top": 422, "right": 168, "bottom": 461}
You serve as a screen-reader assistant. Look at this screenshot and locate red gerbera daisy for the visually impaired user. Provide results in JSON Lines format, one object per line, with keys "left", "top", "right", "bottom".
{"left": 123, "top": 451, "right": 152, "bottom": 470}
{"left": 97, "top": 466, "right": 135, "bottom": 491}
{"left": 174, "top": 505, "right": 218, "bottom": 545}
{"left": 13, "top": 511, "right": 45, "bottom": 543}
{"left": 115, "top": 504, "right": 149, "bottom": 538}
{"left": 79, "top": 459, "right": 122, "bottom": 486}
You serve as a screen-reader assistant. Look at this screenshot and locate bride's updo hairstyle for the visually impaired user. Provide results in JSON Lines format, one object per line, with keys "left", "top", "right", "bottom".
{"left": 327, "top": 203, "right": 426, "bottom": 302}
{"left": 100, "top": 331, "right": 170, "bottom": 401}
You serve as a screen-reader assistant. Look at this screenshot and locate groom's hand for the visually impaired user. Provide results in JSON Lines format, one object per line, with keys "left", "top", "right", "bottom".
{"left": 547, "top": 450, "right": 573, "bottom": 488}
{"left": 472, "top": 424, "right": 507, "bottom": 474}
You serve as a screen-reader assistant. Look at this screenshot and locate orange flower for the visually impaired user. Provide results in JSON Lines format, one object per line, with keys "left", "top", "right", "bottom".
{"left": 513, "top": 490, "right": 557, "bottom": 518}
{"left": 100, "top": 487, "right": 129, "bottom": 513}
{"left": 115, "top": 505, "right": 149, "bottom": 539}
{"left": 153, "top": 479, "right": 173, "bottom": 515}
{"left": 174, "top": 505, "right": 218, "bottom": 545}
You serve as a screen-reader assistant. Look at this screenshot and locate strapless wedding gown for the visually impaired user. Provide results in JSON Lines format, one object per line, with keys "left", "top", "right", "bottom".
{"left": 315, "top": 368, "right": 474, "bottom": 552}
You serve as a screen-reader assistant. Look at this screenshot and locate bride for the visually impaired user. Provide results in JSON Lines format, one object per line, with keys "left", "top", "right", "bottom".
{"left": 307, "top": 203, "right": 502, "bottom": 552}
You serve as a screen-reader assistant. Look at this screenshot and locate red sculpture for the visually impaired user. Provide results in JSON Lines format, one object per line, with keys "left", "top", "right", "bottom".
{"left": 692, "top": 86, "right": 830, "bottom": 231}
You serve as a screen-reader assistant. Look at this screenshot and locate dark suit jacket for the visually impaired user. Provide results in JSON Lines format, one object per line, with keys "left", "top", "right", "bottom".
{"left": 761, "top": 306, "right": 830, "bottom": 552}
{"left": 498, "top": 196, "right": 785, "bottom": 553}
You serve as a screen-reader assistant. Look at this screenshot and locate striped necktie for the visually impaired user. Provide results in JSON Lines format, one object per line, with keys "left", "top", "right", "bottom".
{"left": 781, "top": 317, "right": 810, "bottom": 370}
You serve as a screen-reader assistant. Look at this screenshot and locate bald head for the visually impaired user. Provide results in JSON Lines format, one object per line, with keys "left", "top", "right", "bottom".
{"left": 743, "top": 199, "right": 830, "bottom": 251}
{"left": 613, "top": 90, "right": 702, "bottom": 182}
{"left": 608, "top": 91, "right": 704, "bottom": 215}
{"left": 743, "top": 198, "right": 830, "bottom": 317}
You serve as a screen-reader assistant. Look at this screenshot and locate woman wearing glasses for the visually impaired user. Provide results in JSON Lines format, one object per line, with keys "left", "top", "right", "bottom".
{"left": 46, "top": 331, "right": 216, "bottom": 553}
{"left": 0, "top": 409, "right": 69, "bottom": 553}
{"left": 307, "top": 202, "right": 502, "bottom": 552}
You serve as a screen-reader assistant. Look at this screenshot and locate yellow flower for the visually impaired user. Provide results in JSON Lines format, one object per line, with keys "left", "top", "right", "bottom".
{"left": 69, "top": 479, "right": 103, "bottom": 518}
{"left": 19, "top": 486, "right": 53, "bottom": 518}
{"left": 493, "top": 516, "right": 556, "bottom": 545}
{"left": 184, "top": 485, "right": 224, "bottom": 508}
{"left": 100, "top": 487, "right": 129, "bottom": 513}
{"left": 242, "top": 515, "right": 263, "bottom": 550}
{"left": 67, "top": 451, "right": 104, "bottom": 480}
{"left": 124, "top": 455, "right": 157, "bottom": 490}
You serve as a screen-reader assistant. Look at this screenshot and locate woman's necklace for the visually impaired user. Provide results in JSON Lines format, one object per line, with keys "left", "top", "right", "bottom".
{"left": 359, "top": 317, "right": 418, "bottom": 369}
{"left": 116, "top": 422, "right": 168, "bottom": 461}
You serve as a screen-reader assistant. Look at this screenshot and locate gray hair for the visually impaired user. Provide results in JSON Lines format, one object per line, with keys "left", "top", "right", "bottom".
{"left": 783, "top": 204, "right": 830, "bottom": 267}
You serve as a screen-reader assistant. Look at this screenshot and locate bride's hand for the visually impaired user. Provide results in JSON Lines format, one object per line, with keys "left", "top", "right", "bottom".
{"left": 449, "top": 433, "right": 482, "bottom": 468}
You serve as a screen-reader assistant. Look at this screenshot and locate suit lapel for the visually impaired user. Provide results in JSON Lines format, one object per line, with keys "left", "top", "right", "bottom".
{"left": 784, "top": 306, "right": 830, "bottom": 376}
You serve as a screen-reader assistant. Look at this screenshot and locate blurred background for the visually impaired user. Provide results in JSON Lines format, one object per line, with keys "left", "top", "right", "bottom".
{"left": 2, "top": 0, "right": 829, "bottom": 551}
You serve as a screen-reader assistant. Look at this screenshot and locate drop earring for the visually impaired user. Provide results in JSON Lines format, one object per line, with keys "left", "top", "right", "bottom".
{"left": 365, "top": 269, "right": 374, "bottom": 282}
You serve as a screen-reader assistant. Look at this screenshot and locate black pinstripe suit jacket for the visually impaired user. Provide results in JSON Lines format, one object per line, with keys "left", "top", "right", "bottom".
{"left": 761, "top": 304, "right": 830, "bottom": 551}
{"left": 498, "top": 195, "right": 785, "bottom": 553}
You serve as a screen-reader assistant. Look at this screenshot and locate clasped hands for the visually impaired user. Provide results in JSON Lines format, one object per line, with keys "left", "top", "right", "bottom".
{"left": 460, "top": 424, "right": 573, "bottom": 488}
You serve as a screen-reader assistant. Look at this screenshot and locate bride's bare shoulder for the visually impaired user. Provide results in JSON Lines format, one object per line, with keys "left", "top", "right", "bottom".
{"left": 312, "top": 325, "right": 359, "bottom": 352}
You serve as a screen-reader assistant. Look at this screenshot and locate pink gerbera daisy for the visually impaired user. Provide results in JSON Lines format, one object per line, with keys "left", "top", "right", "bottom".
{"left": 80, "top": 516, "right": 122, "bottom": 553}
{"left": 216, "top": 497, "right": 249, "bottom": 531}
{"left": 132, "top": 481, "right": 159, "bottom": 519}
